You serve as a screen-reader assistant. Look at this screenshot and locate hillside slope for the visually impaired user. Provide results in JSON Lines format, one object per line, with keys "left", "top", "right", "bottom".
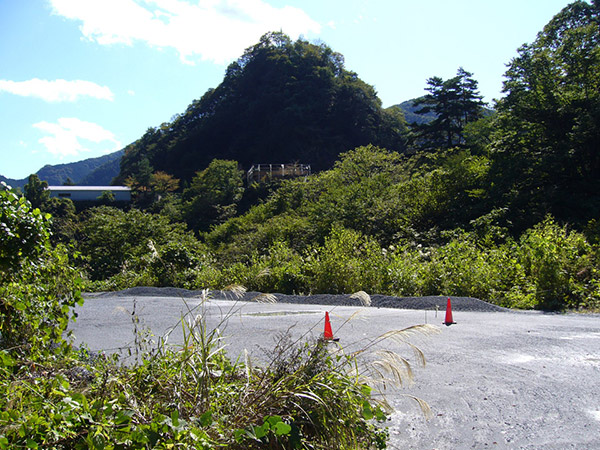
{"left": 118, "top": 32, "right": 408, "bottom": 184}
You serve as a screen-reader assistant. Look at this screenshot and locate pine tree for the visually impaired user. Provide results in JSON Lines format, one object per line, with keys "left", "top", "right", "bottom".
{"left": 412, "top": 68, "right": 485, "bottom": 150}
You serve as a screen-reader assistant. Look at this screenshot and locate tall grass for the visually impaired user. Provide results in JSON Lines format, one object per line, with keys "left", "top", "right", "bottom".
{"left": 0, "top": 288, "right": 437, "bottom": 449}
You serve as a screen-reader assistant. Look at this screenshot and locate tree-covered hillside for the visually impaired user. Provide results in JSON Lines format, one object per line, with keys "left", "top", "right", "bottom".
{"left": 4, "top": 3, "right": 600, "bottom": 449}
{"left": 13, "top": 0, "right": 600, "bottom": 312}
{"left": 117, "top": 32, "right": 407, "bottom": 184}
{"left": 37, "top": 150, "right": 124, "bottom": 186}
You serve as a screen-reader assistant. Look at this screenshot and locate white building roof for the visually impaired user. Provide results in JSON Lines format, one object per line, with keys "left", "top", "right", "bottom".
{"left": 47, "top": 186, "right": 131, "bottom": 191}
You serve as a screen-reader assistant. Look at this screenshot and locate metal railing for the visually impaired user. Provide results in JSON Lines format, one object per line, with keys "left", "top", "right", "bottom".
{"left": 247, "top": 163, "right": 311, "bottom": 184}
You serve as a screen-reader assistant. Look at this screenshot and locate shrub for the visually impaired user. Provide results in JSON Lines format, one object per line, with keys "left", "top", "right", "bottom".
{"left": 305, "top": 226, "right": 388, "bottom": 294}
{"left": 516, "top": 217, "right": 596, "bottom": 310}
{"left": 0, "top": 184, "right": 82, "bottom": 354}
{"left": 76, "top": 206, "right": 215, "bottom": 288}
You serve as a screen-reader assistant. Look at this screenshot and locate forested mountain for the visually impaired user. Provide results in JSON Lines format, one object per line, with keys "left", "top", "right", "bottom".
{"left": 1, "top": 150, "right": 123, "bottom": 188}
{"left": 77, "top": 153, "right": 123, "bottom": 185}
{"left": 117, "top": 32, "right": 407, "bottom": 184}
{"left": 394, "top": 99, "right": 437, "bottom": 125}
{"left": 0, "top": 175, "right": 24, "bottom": 189}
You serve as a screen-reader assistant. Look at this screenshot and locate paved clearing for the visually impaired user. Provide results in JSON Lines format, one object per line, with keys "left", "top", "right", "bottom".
{"left": 70, "top": 292, "right": 600, "bottom": 449}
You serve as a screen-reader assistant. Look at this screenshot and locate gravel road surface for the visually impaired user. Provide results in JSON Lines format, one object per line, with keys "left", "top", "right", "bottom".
{"left": 70, "top": 288, "right": 600, "bottom": 449}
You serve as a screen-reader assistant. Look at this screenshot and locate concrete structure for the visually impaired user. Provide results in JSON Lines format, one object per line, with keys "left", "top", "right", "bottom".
{"left": 47, "top": 186, "right": 131, "bottom": 202}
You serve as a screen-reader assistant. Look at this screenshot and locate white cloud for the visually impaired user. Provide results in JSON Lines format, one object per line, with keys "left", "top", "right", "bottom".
{"left": 33, "top": 118, "right": 121, "bottom": 157}
{"left": 0, "top": 79, "right": 114, "bottom": 102}
{"left": 50, "top": 0, "right": 322, "bottom": 64}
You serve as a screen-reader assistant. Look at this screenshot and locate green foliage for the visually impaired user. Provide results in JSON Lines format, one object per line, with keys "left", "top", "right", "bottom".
{"left": 76, "top": 206, "right": 210, "bottom": 285}
{"left": 97, "top": 190, "right": 115, "bottom": 204}
{"left": 0, "top": 183, "right": 82, "bottom": 354}
{"left": 42, "top": 196, "right": 77, "bottom": 244}
{"left": 0, "top": 183, "right": 50, "bottom": 278}
{"left": 411, "top": 68, "right": 485, "bottom": 150}
{"left": 207, "top": 146, "right": 490, "bottom": 255}
{"left": 23, "top": 173, "right": 49, "bottom": 209}
{"left": 183, "top": 159, "right": 244, "bottom": 232}
{"left": 489, "top": 1, "right": 600, "bottom": 230}
{"left": 515, "top": 217, "right": 595, "bottom": 310}
{"left": 0, "top": 292, "right": 410, "bottom": 449}
{"left": 305, "top": 226, "right": 388, "bottom": 294}
{"left": 75, "top": 206, "right": 223, "bottom": 291}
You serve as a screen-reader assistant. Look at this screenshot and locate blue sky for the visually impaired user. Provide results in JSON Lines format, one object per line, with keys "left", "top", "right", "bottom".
{"left": 0, "top": 0, "right": 576, "bottom": 180}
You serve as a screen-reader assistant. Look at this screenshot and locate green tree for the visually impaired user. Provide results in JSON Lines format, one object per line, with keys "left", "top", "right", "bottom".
{"left": 76, "top": 206, "right": 203, "bottom": 281}
{"left": 489, "top": 1, "right": 600, "bottom": 230}
{"left": 124, "top": 157, "right": 154, "bottom": 207}
{"left": 98, "top": 190, "right": 115, "bottom": 204}
{"left": 183, "top": 159, "right": 244, "bottom": 232}
{"left": 412, "top": 68, "right": 485, "bottom": 150}
{"left": 23, "top": 173, "right": 49, "bottom": 209}
{"left": 1, "top": 183, "right": 49, "bottom": 279}
{"left": 42, "top": 196, "right": 77, "bottom": 244}
{"left": 150, "top": 171, "right": 179, "bottom": 198}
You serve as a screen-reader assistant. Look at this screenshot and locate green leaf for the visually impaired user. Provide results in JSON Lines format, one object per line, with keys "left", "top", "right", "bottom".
{"left": 265, "top": 415, "right": 283, "bottom": 427}
{"left": 253, "top": 423, "right": 268, "bottom": 439}
{"left": 374, "top": 407, "right": 387, "bottom": 422}
{"left": 199, "top": 410, "right": 213, "bottom": 427}
{"left": 171, "top": 410, "right": 179, "bottom": 427}
{"left": 234, "top": 429, "right": 246, "bottom": 443}
{"left": 115, "top": 409, "right": 134, "bottom": 425}
{"left": 360, "top": 384, "right": 372, "bottom": 397}
{"left": 362, "top": 400, "right": 374, "bottom": 420}
{"left": 0, "top": 350, "right": 15, "bottom": 368}
{"left": 91, "top": 434, "right": 106, "bottom": 450}
{"left": 274, "top": 421, "right": 292, "bottom": 436}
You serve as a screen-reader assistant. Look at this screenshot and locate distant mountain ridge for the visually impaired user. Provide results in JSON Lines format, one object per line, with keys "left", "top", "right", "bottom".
{"left": 393, "top": 98, "right": 495, "bottom": 125}
{"left": 1, "top": 150, "right": 124, "bottom": 189}
{"left": 394, "top": 98, "right": 437, "bottom": 125}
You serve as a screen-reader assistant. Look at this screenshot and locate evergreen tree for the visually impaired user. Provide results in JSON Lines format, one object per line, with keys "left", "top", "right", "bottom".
{"left": 412, "top": 68, "right": 485, "bottom": 150}
{"left": 182, "top": 160, "right": 244, "bottom": 232}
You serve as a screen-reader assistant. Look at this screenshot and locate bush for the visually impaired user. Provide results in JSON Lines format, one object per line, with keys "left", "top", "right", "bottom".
{"left": 305, "top": 226, "right": 388, "bottom": 294}
{"left": 76, "top": 206, "right": 215, "bottom": 288}
{"left": 0, "top": 185, "right": 82, "bottom": 354}
{"left": 516, "top": 217, "right": 596, "bottom": 310}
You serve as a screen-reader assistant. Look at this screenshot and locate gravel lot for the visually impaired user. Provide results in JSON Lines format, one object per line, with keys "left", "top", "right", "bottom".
{"left": 96, "top": 286, "right": 510, "bottom": 312}
{"left": 76, "top": 288, "right": 600, "bottom": 449}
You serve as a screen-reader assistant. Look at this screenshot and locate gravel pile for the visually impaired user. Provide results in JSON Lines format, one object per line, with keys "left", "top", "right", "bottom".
{"left": 93, "top": 287, "right": 510, "bottom": 312}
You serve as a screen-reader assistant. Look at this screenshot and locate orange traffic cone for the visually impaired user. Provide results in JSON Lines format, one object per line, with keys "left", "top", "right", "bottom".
{"left": 443, "top": 297, "right": 456, "bottom": 326}
{"left": 323, "top": 312, "right": 339, "bottom": 341}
